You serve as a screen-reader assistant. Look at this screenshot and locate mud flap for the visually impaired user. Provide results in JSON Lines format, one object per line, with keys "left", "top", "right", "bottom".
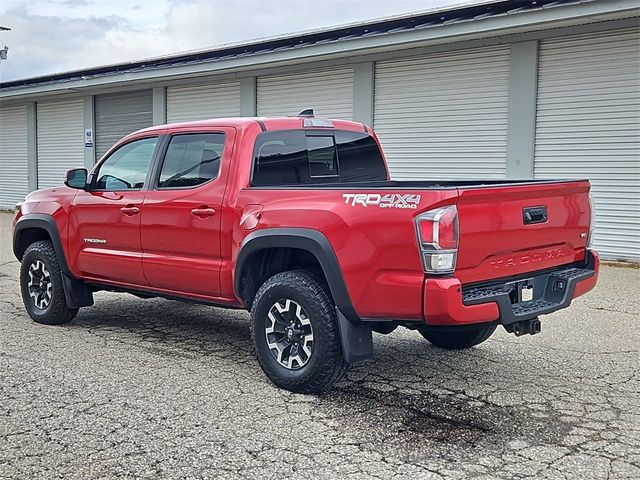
{"left": 61, "top": 273, "right": 94, "bottom": 309}
{"left": 336, "top": 308, "right": 373, "bottom": 364}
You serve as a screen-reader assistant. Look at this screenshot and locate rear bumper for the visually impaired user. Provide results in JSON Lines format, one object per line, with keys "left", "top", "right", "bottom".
{"left": 423, "top": 250, "right": 599, "bottom": 326}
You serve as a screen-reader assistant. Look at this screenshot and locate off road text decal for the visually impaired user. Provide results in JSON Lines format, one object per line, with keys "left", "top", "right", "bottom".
{"left": 342, "top": 193, "right": 421, "bottom": 209}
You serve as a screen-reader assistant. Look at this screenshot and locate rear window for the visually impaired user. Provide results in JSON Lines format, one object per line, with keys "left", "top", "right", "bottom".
{"left": 252, "top": 130, "right": 386, "bottom": 187}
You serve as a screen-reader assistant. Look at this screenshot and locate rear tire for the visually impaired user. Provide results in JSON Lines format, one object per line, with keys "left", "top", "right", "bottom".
{"left": 419, "top": 323, "right": 497, "bottom": 350}
{"left": 250, "top": 270, "right": 349, "bottom": 393}
{"left": 20, "top": 241, "right": 78, "bottom": 325}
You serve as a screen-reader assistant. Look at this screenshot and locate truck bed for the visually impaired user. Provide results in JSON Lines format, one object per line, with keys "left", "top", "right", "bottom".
{"left": 242, "top": 177, "right": 592, "bottom": 288}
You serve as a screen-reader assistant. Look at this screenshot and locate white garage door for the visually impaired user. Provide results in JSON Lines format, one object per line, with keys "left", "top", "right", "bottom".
{"left": 95, "top": 90, "right": 153, "bottom": 160}
{"left": 167, "top": 81, "right": 241, "bottom": 123}
{"left": 257, "top": 67, "right": 354, "bottom": 119}
{"left": 374, "top": 46, "right": 510, "bottom": 180}
{"left": 0, "top": 104, "right": 29, "bottom": 208}
{"left": 534, "top": 28, "right": 640, "bottom": 261}
{"left": 36, "top": 98, "right": 85, "bottom": 189}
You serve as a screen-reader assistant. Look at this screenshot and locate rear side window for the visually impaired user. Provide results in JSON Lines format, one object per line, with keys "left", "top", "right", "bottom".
{"left": 253, "top": 131, "right": 309, "bottom": 186}
{"left": 252, "top": 130, "right": 386, "bottom": 186}
{"left": 335, "top": 131, "right": 387, "bottom": 182}
{"left": 158, "top": 133, "right": 225, "bottom": 189}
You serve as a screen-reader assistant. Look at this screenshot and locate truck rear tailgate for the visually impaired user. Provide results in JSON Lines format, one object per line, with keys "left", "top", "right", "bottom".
{"left": 455, "top": 180, "right": 591, "bottom": 284}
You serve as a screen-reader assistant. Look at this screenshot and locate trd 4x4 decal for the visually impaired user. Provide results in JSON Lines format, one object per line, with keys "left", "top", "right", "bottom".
{"left": 342, "top": 193, "right": 421, "bottom": 209}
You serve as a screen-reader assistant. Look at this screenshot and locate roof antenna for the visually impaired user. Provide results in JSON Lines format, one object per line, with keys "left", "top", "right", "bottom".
{"left": 297, "top": 108, "right": 314, "bottom": 117}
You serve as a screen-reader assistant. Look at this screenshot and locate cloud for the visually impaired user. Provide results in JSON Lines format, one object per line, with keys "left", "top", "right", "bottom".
{"left": 0, "top": 4, "right": 130, "bottom": 80}
{"left": 0, "top": 0, "right": 481, "bottom": 82}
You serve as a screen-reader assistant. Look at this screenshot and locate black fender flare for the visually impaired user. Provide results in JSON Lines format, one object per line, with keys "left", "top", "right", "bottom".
{"left": 235, "top": 228, "right": 372, "bottom": 363}
{"left": 235, "top": 228, "right": 359, "bottom": 321}
{"left": 13, "top": 214, "right": 93, "bottom": 308}
{"left": 14, "top": 214, "right": 71, "bottom": 274}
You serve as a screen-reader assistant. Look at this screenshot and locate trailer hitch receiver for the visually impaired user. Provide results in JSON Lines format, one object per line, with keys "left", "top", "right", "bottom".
{"left": 505, "top": 318, "right": 541, "bottom": 336}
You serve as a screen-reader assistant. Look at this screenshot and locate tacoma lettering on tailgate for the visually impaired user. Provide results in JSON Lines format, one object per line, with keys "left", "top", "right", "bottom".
{"left": 490, "top": 248, "right": 569, "bottom": 269}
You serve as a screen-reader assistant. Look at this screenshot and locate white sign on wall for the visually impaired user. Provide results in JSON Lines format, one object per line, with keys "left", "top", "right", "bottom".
{"left": 84, "top": 128, "right": 93, "bottom": 147}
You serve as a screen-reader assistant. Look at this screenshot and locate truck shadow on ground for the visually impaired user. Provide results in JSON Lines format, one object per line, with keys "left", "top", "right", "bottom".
{"left": 68, "top": 294, "right": 573, "bottom": 452}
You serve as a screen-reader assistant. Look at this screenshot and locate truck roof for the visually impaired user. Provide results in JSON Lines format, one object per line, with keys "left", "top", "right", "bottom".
{"left": 134, "top": 116, "right": 368, "bottom": 136}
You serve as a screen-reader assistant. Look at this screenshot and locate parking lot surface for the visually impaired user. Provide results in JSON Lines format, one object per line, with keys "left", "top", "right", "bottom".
{"left": 1, "top": 211, "right": 638, "bottom": 479}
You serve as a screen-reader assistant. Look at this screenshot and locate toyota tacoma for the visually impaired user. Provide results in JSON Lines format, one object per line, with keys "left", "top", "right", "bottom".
{"left": 13, "top": 114, "right": 599, "bottom": 393}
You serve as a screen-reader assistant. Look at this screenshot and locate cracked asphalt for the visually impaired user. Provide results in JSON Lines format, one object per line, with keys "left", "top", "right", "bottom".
{"left": 1, "top": 212, "right": 639, "bottom": 479}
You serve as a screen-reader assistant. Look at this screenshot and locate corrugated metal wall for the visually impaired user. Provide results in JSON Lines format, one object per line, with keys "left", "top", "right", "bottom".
{"left": 2, "top": 25, "right": 639, "bottom": 261}
{"left": 257, "top": 67, "right": 354, "bottom": 119}
{"left": 166, "top": 81, "right": 241, "bottom": 123}
{"left": 374, "top": 47, "right": 510, "bottom": 180}
{"left": 95, "top": 90, "right": 153, "bottom": 160}
{"left": 36, "top": 98, "right": 85, "bottom": 189}
{"left": 0, "top": 105, "right": 29, "bottom": 208}
{"left": 534, "top": 28, "right": 640, "bottom": 261}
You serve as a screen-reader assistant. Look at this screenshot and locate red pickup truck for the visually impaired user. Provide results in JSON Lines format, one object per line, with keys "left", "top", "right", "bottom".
{"left": 13, "top": 114, "right": 599, "bottom": 393}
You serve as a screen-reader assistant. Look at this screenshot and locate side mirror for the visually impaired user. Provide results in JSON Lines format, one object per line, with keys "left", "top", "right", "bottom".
{"left": 64, "top": 168, "right": 88, "bottom": 190}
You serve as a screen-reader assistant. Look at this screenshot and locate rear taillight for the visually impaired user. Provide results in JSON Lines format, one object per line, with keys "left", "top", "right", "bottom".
{"left": 415, "top": 205, "right": 459, "bottom": 274}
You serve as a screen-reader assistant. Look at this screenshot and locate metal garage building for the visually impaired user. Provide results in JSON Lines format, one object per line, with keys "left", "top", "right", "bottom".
{"left": 0, "top": 0, "right": 638, "bottom": 261}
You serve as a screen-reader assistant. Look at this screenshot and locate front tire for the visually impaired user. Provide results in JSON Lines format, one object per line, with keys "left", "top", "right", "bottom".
{"left": 20, "top": 240, "right": 78, "bottom": 325}
{"left": 250, "top": 270, "right": 349, "bottom": 393}
{"left": 419, "top": 323, "right": 497, "bottom": 350}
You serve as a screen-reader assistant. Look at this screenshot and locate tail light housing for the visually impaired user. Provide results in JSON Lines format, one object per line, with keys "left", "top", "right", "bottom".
{"left": 415, "top": 205, "right": 459, "bottom": 274}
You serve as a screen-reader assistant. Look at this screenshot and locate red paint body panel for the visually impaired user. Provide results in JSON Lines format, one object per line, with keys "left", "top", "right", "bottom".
{"left": 455, "top": 181, "right": 591, "bottom": 284}
{"left": 423, "top": 278, "right": 500, "bottom": 326}
{"left": 235, "top": 187, "right": 457, "bottom": 319}
{"left": 140, "top": 126, "right": 236, "bottom": 297}
{"left": 14, "top": 117, "right": 599, "bottom": 327}
{"left": 70, "top": 189, "right": 148, "bottom": 285}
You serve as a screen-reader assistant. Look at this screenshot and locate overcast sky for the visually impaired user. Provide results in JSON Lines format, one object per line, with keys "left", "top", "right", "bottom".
{"left": 0, "top": 0, "right": 486, "bottom": 82}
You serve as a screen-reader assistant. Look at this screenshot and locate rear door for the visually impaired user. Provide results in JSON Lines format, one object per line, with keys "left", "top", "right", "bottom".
{"left": 69, "top": 136, "right": 160, "bottom": 285}
{"left": 455, "top": 180, "right": 591, "bottom": 284}
{"left": 140, "top": 128, "right": 235, "bottom": 297}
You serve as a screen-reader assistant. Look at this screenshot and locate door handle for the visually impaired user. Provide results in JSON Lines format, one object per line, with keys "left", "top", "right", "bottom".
{"left": 191, "top": 207, "right": 216, "bottom": 218}
{"left": 523, "top": 206, "right": 547, "bottom": 225}
{"left": 120, "top": 205, "right": 140, "bottom": 216}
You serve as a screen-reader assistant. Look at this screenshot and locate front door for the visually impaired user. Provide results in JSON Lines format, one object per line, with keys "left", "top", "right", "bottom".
{"left": 69, "top": 136, "right": 159, "bottom": 286}
{"left": 140, "top": 128, "right": 234, "bottom": 298}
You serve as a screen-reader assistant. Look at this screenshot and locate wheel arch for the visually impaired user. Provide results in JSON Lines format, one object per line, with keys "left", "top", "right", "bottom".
{"left": 13, "top": 214, "right": 71, "bottom": 275}
{"left": 235, "top": 228, "right": 360, "bottom": 323}
{"left": 14, "top": 214, "right": 93, "bottom": 309}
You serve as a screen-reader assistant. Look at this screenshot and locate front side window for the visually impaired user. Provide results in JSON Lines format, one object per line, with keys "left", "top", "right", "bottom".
{"left": 94, "top": 137, "right": 158, "bottom": 191}
{"left": 158, "top": 133, "right": 225, "bottom": 189}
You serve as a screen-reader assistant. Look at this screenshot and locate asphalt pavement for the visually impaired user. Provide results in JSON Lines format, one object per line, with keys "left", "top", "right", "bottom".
{"left": 1, "top": 211, "right": 638, "bottom": 479}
